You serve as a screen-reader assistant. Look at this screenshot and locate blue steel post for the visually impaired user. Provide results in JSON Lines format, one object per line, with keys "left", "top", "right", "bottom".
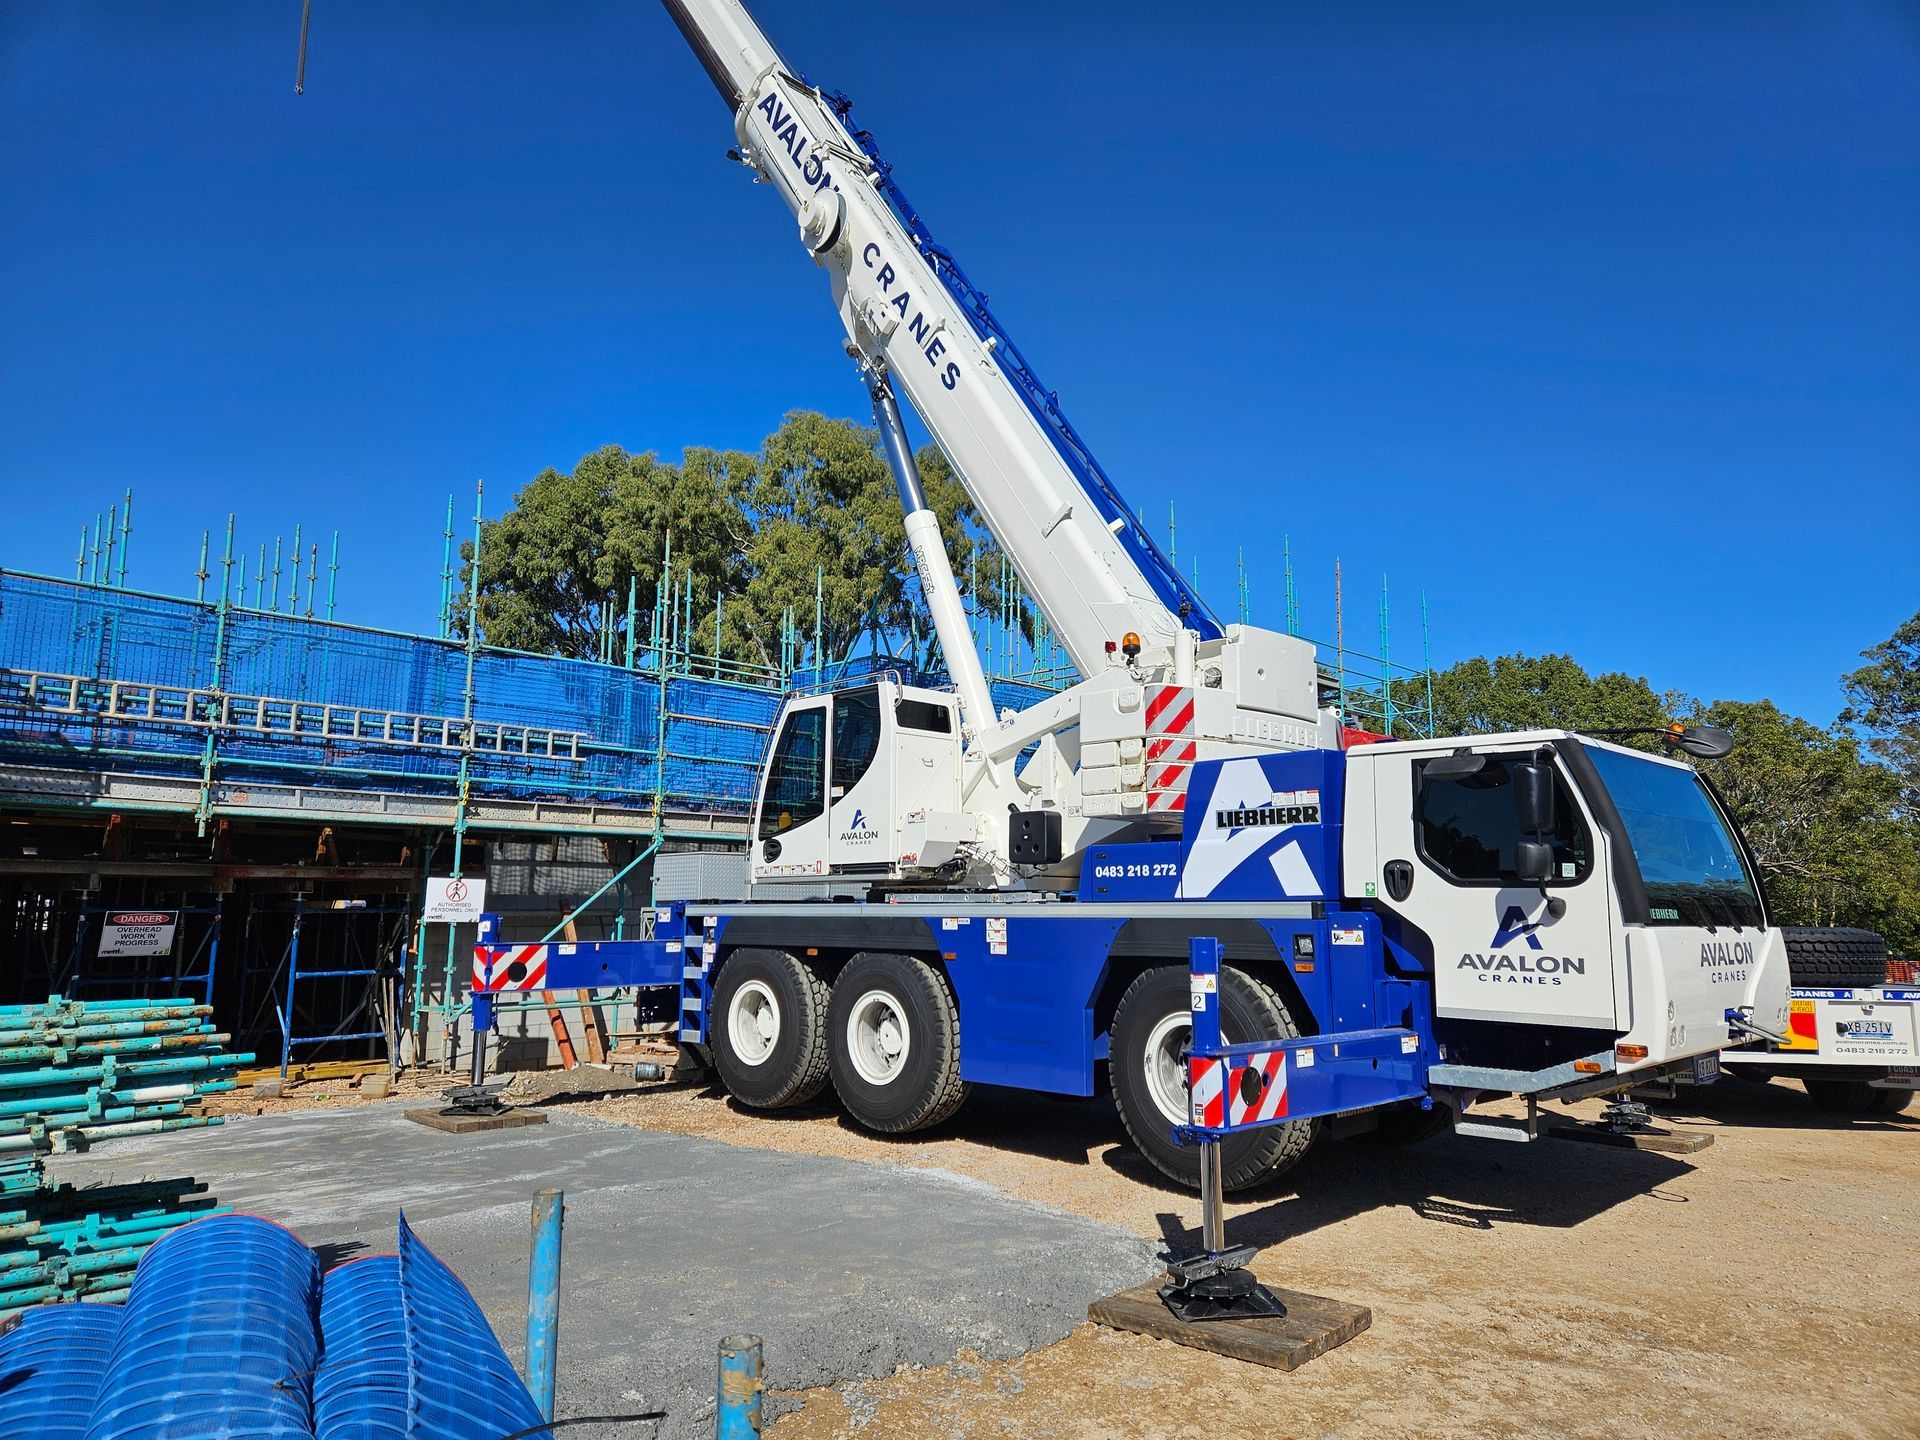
{"left": 526, "top": 1187, "right": 564, "bottom": 1422}
{"left": 716, "top": 1335, "right": 764, "bottom": 1438}
{"left": 1188, "top": 936, "right": 1226, "bottom": 1256}
{"left": 203, "top": 896, "right": 223, "bottom": 1009}
{"left": 277, "top": 899, "right": 304, "bottom": 1079}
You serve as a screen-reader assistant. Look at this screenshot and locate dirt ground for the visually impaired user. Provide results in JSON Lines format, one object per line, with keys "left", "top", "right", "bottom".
{"left": 559, "top": 1075, "right": 1920, "bottom": 1440}
{"left": 226, "top": 1064, "right": 1919, "bottom": 1438}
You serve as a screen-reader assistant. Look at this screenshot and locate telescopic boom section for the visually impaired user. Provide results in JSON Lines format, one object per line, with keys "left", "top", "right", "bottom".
{"left": 659, "top": 0, "right": 1210, "bottom": 677}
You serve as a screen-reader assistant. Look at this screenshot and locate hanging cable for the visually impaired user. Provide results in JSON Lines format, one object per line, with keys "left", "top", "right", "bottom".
{"left": 294, "top": 0, "right": 312, "bottom": 94}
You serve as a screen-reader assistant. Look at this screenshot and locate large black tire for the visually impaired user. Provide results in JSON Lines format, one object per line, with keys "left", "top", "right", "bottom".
{"left": 1782, "top": 927, "right": 1889, "bottom": 989}
{"left": 710, "top": 948, "right": 831, "bottom": 1110}
{"left": 1802, "top": 1077, "right": 1884, "bottom": 1114}
{"left": 827, "top": 952, "right": 969, "bottom": 1134}
{"left": 1109, "top": 965, "right": 1319, "bottom": 1192}
{"left": 1868, "top": 1087, "right": 1914, "bottom": 1115}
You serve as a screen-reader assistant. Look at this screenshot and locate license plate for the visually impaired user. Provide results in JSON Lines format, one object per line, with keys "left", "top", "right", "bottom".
{"left": 1691, "top": 1053, "right": 1721, "bottom": 1085}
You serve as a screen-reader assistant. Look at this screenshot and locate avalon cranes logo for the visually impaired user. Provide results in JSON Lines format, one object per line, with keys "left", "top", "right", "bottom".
{"left": 1456, "top": 906, "right": 1587, "bottom": 986}
{"left": 839, "top": 808, "right": 879, "bottom": 844}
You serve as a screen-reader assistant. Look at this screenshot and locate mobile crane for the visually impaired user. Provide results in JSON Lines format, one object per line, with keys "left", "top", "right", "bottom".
{"left": 467, "top": 0, "right": 1793, "bottom": 1192}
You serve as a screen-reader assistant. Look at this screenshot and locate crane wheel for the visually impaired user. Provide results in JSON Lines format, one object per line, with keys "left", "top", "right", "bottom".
{"left": 827, "top": 952, "right": 969, "bottom": 1134}
{"left": 710, "top": 948, "right": 831, "bottom": 1109}
{"left": 1109, "top": 964, "right": 1319, "bottom": 1192}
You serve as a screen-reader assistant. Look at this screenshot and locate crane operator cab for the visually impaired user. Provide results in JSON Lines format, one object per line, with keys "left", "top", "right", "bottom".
{"left": 752, "top": 680, "right": 975, "bottom": 888}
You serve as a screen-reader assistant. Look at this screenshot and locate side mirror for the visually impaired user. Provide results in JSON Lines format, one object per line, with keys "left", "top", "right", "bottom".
{"left": 1513, "top": 760, "right": 1556, "bottom": 835}
{"left": 1515, "top": 840, "right": 1554, "bottom": 884}
{"left": 1670, "top": 725, "right": 1735, "bottom": 760}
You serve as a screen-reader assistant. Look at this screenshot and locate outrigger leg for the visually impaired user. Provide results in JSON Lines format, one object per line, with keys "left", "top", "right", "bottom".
{"left": 1160, "top": 937, "right": 1287, "bottom": 1324}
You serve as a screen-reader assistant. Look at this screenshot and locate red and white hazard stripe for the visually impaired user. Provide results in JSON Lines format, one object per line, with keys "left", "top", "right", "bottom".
{"left": 1144, "top": 686, "right": 1196, "bottom": 813}
{"left": 1189, "top": 1054, "right": 1227, "bottom": 1129}
{"left": 1145, "top": 735, "right": 1195, "bottom": 811}
{"left": 1144, "top": 684, "right": 1195, "bottom": 739}
{"left": 469, "top": 943, "right": 551, "bottom": 993}
{"left": 1187, "top": 1048, "right": 1289, "bottom": 1131}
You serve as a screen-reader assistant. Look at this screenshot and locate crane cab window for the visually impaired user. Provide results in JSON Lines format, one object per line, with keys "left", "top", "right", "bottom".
{"left": 1415, "top": 755, "right": 1591, "bottom": 886}
{"left": 830, "top": 687, "right": 882, "bottom": 796}
{"left": 895, "top": 698, "right": 953, "bottom": 734}
{"left": 760, "top": 707, "right": 826, "bottom": 839}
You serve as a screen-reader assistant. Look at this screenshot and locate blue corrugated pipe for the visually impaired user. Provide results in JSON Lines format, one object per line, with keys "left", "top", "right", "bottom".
{"left": 0, "top": 1301, "right": 121, "bottom": 1440}
{"left": 83, "top": 1213, "right": 319, "bottom": 1440}
{"left": 313, "top": 1214, "right": 543, "bottom": 1440}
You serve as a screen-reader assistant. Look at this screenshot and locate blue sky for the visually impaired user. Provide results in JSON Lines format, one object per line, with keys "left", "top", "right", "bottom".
{"left": 2, "top": 1, "right": 1915, "bottom": 724}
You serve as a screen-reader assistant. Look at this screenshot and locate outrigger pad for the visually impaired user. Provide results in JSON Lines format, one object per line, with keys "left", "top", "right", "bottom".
{"left": 1091, "top": 1280, "right": 1371, "bottom": 1370}
{"left": 1159, "top": 1248, "right": 1288, "bottom": 1323}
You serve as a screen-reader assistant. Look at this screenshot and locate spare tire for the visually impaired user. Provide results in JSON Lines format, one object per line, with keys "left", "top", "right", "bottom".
{"left": 1781, "top": 927, "right": 1889, "bottom": 989}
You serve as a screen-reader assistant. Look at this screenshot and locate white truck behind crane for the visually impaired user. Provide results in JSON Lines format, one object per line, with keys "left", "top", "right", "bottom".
{"left": 468, "top": 0, "right": 1794, "bottom": 1195}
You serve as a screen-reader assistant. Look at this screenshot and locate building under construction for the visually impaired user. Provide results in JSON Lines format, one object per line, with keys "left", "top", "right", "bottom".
{"left": 0, "top": 502, "right": 1433, "bottom": 1078}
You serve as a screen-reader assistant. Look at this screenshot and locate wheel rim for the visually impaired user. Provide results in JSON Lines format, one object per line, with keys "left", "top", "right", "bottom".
{"left": 1142, "top": 1012, "right": 1194, "bottom": 1126}
{"left": 1142, "top": 1010, "right": 1239, "bottom": 1127}
{"left": 845, "top": 988, "right": 912, "bottom": 1087}
{"left": 727, "top": 979, "right": 781, "bottom": 1068}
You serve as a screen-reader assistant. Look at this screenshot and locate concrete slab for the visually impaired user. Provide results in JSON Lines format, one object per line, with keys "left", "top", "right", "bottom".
{"left": 50, "top": 1104, "right": 1158, "bottom": 1438}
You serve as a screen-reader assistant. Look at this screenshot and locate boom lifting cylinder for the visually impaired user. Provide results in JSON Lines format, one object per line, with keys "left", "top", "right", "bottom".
{"left": 864, "top": 367, "right": 997, "bottom": 746}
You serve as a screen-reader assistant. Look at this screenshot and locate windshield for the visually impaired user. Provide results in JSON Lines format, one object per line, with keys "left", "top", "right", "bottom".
{"left": 1583, "top": 744, "right": 1763, "bottom": 927}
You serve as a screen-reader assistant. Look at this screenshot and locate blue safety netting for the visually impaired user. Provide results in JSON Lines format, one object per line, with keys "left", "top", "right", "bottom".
{"left": 0, "top": 572, "right": 783, "bottom": 815}
{"left": 0, "top": 573, "right": 1072, "bottom": 820}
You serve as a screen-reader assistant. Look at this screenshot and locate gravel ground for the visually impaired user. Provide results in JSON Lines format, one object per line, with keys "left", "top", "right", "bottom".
{"left": 569, "top": 1074, "right": 1920, "bottom": 1440}
{"left": 50, "top": 1101, "right": 1158, "bottom": 1439}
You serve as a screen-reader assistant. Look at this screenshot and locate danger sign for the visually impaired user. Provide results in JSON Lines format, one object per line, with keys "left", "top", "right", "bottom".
{"left": 424, "top": 876, "right": 487, "bottom": 925}
{"left": 98, "top": 911, "right": 178, "bottom": 958}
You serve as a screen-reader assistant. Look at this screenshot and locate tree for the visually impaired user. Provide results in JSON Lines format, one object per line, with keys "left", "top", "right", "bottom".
{"left": 463, "top": 416, "right": 1007, "bottom": 675}
{"left": 1693, "top": 698, "right": 1920, "bottom": 950}
{"left": 1842, "top": 609, "right": 1920, "bottom": 812}
{"left": 1417, "top": 651, "right": 1920, "bottom": 949}
{"left": 1426, "top": 653, "right": 1675, "bottom": 738}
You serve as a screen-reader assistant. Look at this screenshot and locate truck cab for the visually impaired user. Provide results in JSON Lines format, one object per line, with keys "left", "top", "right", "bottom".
{"left": 1346, "top": 731, "right": 1790, "bottom": 1079}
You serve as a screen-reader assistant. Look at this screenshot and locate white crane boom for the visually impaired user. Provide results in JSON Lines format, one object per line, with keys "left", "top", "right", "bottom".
{"left": 662, "top": 0, "right": 1331, "bottom": 886}
{"left": 661, "top": 0, "right": 1215, "bottom": 676}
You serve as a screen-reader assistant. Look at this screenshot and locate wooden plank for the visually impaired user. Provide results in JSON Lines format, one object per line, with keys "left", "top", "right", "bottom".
{"left": 540, "top": 993, "right": 580, "bottom": 1070}
{"left": 403, "top": 1107, "right": 549, "bottom": 1135}
{"left": 1546, "top": 1122, "right": 1714, "bottom": 1154}
{"left": 1089, "top": 1280, "right": 1370, "bottom": 1371}
{"left": 239, "top": 1059, "right": 383, "bottom": 1086}
{"left": 562, "top": 921, "right": 608, "bottom": 1066}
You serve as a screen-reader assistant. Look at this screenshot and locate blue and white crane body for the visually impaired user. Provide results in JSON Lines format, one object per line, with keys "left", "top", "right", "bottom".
{"left": 469, "top": 0, "right": 1793, "bottom": 1190}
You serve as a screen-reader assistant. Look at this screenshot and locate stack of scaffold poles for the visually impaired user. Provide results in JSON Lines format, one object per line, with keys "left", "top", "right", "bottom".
{"left": 0, "top": 996, "right": 251, "bottom": 1154}
{"left": 0, "top": 1153, "right": 227, "bottom": 1314}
